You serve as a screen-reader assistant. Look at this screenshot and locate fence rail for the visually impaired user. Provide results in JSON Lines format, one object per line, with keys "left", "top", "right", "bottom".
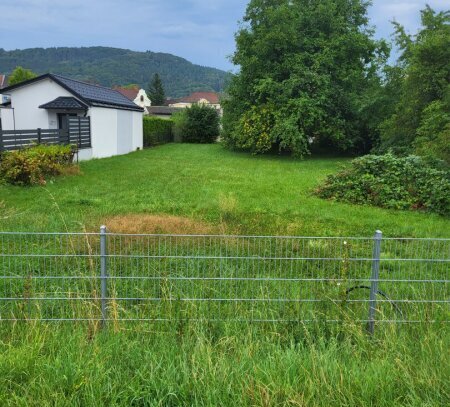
{"left": 0, "top": 117, "right": 91, "bottom": 151}
{"left": 0, "top": 228, "right": 448, "bottom": 331}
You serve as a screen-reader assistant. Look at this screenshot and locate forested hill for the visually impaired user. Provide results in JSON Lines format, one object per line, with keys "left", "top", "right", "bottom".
{"left": 0, "top": 47, "right": 231, "bottom": 98}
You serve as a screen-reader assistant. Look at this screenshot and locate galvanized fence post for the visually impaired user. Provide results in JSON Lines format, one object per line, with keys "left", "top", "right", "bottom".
{"left": 368, "top": 230, "right": 382, "bottom": 335}
{"left": 100, "top": 225, "right": 108, "bottom": 326}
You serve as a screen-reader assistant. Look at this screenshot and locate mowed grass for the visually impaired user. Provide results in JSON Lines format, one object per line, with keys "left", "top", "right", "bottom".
{"left": 0, "top": 144, "right": 449, "bottom": 406}
{"left": 0, "top": 143, "right": 449, "bottom": 237}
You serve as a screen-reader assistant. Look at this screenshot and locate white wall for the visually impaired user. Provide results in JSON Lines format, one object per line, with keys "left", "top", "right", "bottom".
{"left": 88, "top": 107, "right": 143, "bottom": 159}
{"left": 4, "top": 78, "right": 75, "bottom": 130}
{"left": 0, "top": 108, "right": 15, "bottom": 130}
{"left": 117, "top": 110, "right": 133, "bottom": 155}
{"left": 76, "top": 148, "right": 93, "bottom": 161}
{"left": 132, "top": 111, "right": 143, "bottom": 150}
{"left": 88, "top": 107, "right": 118, "bottom": 159}
{"left": 133, "top": 89, "right": 151, "bottom": 108}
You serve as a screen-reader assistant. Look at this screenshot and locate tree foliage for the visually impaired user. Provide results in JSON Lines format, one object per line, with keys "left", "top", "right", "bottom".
{"left": 8, "top": 66, "right": 37, "bottom": 86}
{"left": 378, "top": 7, "right": 450, "bottom": 162}
{"left": 222, "top": 0, "right": 388, "bottom": 157}
{"left": 147, "top": 74, "right": 166, "bottom": 106}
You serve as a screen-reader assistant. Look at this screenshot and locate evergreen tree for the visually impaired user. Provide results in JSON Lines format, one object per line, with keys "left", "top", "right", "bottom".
{"left": 148, "top": 73, "right": 166, "bottom": 106}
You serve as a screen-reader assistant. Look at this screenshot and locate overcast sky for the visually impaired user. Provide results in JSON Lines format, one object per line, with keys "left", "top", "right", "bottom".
{"left": 1, "top": 0, "right": 449, "bottom": 71}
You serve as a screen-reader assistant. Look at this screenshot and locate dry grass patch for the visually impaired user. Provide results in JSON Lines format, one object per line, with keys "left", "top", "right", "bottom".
{"left": 103, "top": 214, "right": 220, "bottom": 235}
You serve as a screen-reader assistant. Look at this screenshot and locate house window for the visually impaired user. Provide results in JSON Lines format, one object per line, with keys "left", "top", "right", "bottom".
{"left": 140, "top": 95, "right": 144, "bottom": 102}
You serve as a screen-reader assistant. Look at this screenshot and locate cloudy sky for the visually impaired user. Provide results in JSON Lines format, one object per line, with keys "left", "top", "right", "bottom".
{"left": 1, "top": 0, "right": 449, "bottom": 71}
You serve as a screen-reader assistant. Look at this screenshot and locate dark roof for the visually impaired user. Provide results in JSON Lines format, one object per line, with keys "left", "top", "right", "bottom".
{"left": 39, "top": 96, "right": 88, "bottom": 110}
{"left": 1, "top": 74, "right": 144, "bottom": 112}
{"left": 146, "top": 106, "right": 182, "bottom": 116}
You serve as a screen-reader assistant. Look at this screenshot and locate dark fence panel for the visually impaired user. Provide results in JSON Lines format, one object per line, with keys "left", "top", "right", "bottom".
{"left": 68, "top": 117, "right": 91, "bottom": 149}
{"left": 0, "top": 117, "right": 91, "bottom": 151}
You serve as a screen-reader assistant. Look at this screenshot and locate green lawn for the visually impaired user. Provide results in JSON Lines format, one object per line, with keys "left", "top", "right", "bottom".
{"left": 1, "top": 143, "right": 449, "bottom": 237}
{"left": 0, "top": 144, "right": 449, "bottom": 406}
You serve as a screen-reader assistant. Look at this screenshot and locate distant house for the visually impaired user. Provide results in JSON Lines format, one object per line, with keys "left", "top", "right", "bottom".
{"left": 115, "top": 87, "right": 151, "bottom": 109}
{"left": 0, "top": 75, "right": 7, "bottom": 89}
{"left": 0, "top": 74, "right": 9, "bottom": 104}
{"left": 146, "top": 106, "right": 183, "bottom": 119}
{"left": 168, "top": 92, "right": 221, "bottom": 113}
{"left": 0, "top": 73, "right": 143, "bottom": 160}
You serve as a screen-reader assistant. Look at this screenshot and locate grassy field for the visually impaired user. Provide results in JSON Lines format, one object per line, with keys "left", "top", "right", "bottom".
{"left": 0, "top": 144, "right": 449, "bottom": 406}
{"left": 1, "top": 143, "right": 449, "bottom": 236}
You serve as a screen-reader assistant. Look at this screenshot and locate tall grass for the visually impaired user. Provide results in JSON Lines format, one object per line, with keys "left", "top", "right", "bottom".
{"left": 0, "top": 322, "right": 448, "bottom": 406}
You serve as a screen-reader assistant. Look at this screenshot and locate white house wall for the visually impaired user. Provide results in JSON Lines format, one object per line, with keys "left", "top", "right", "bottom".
{"left": 132, "top": 111, "right": 143, "bottom": 150}
{"left": 88, "top": 107, "right": 143, "bottom": 159}
{"left": 133, "top": 89, "right": 151, "bottom": 108}
{"left": 0, "top": 108, "right": 15, "bottom": 130}
{"left": 117, "top": 110, "right": 133, "bottom": 155}
{"left": 4, "top": 78, "right": 74, "bottom": 130}
{"left": 88, "top": 107, "right": 118, "bottom": 158}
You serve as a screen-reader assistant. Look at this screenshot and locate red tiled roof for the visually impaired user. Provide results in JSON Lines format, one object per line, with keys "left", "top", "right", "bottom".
{"left": 0, "top": 75, "right": 7, "bottom": 89}
{"left": 177, "top": 92, "right": 220, "bottom": 104}
{"left": 114, "top": 87, "right": 139, "bottom": 101}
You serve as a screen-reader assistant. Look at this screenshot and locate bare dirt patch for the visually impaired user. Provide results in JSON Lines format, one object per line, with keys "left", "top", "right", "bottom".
{"left": 103, "top": 214, "right": 220, "bottom": 235}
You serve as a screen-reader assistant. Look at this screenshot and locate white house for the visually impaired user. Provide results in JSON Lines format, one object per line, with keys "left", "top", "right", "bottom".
{"left": 168, "top": 92, "right": 221, "bottom": 109}
{"left": 0, "top": 74, "right": 144, "bottom": 160}
{"left": 0, "top": 74, "right": 9, "bottom": 105}
{"left": 115, "top": 87, "right": 151, "bottom": 109}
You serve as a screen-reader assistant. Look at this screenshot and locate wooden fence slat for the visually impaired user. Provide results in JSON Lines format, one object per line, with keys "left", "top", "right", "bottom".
{"left": 1, "top": 120, "right": 91, "bottom": 152}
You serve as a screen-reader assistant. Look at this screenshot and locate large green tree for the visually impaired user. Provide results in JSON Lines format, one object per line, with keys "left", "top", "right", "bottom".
{"left": 147, "top": 73, "right": 166, "bottom": 106}
{"left": 222, "top": 0, "right": 388, "bottom": 156}
{"left": 379, "top": 7, "right": 450, "bottom": 163}
{"left": 8, "top": 66, "right": 37, "bottom": 86}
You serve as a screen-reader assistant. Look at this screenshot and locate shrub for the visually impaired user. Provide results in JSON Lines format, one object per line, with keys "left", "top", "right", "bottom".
{"left": 0, "top": 144, "right": 76, "bottom": 186}
{"left": 315, "top": 154, "right": 450, "bottom": 216}
{"left": 143, "top": 117, "right": 173, "bottom": 147}
{"left": 173, "top": 104, "right": 220, "bottom": 144}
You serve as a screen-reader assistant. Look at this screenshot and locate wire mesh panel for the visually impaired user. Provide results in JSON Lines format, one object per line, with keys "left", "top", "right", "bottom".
{"left": 0, "top": 232, "right": 102, "bottom": 321}
{"left": 0, "top": 230, "right": 448, "bottom": 324}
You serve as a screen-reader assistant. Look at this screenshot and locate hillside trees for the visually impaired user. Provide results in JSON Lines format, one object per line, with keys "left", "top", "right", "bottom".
{"left": 222, "top": 0, "right": 389, "bottom": 157}
{"left": 0, "top": 47, "right": 230, "bottom": 97}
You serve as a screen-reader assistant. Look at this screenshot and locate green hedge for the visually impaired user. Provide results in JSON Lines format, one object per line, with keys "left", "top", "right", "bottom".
{"left": 143, "top": 117, "right": 174, "bottom": 147}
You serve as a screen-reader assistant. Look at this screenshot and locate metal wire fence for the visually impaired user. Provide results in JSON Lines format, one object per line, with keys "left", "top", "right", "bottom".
{"left": 0, "top": 228, "right": 448, "bottom": 331}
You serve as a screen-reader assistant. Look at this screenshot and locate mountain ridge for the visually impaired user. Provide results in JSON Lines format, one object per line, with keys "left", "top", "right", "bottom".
{"left": 0, "top": 46, "right": 231, "bottom": 98}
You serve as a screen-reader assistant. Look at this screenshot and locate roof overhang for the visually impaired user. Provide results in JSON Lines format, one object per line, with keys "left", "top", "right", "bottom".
{"left": 39, "top": 96, "right": 89, "bottom": 110}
